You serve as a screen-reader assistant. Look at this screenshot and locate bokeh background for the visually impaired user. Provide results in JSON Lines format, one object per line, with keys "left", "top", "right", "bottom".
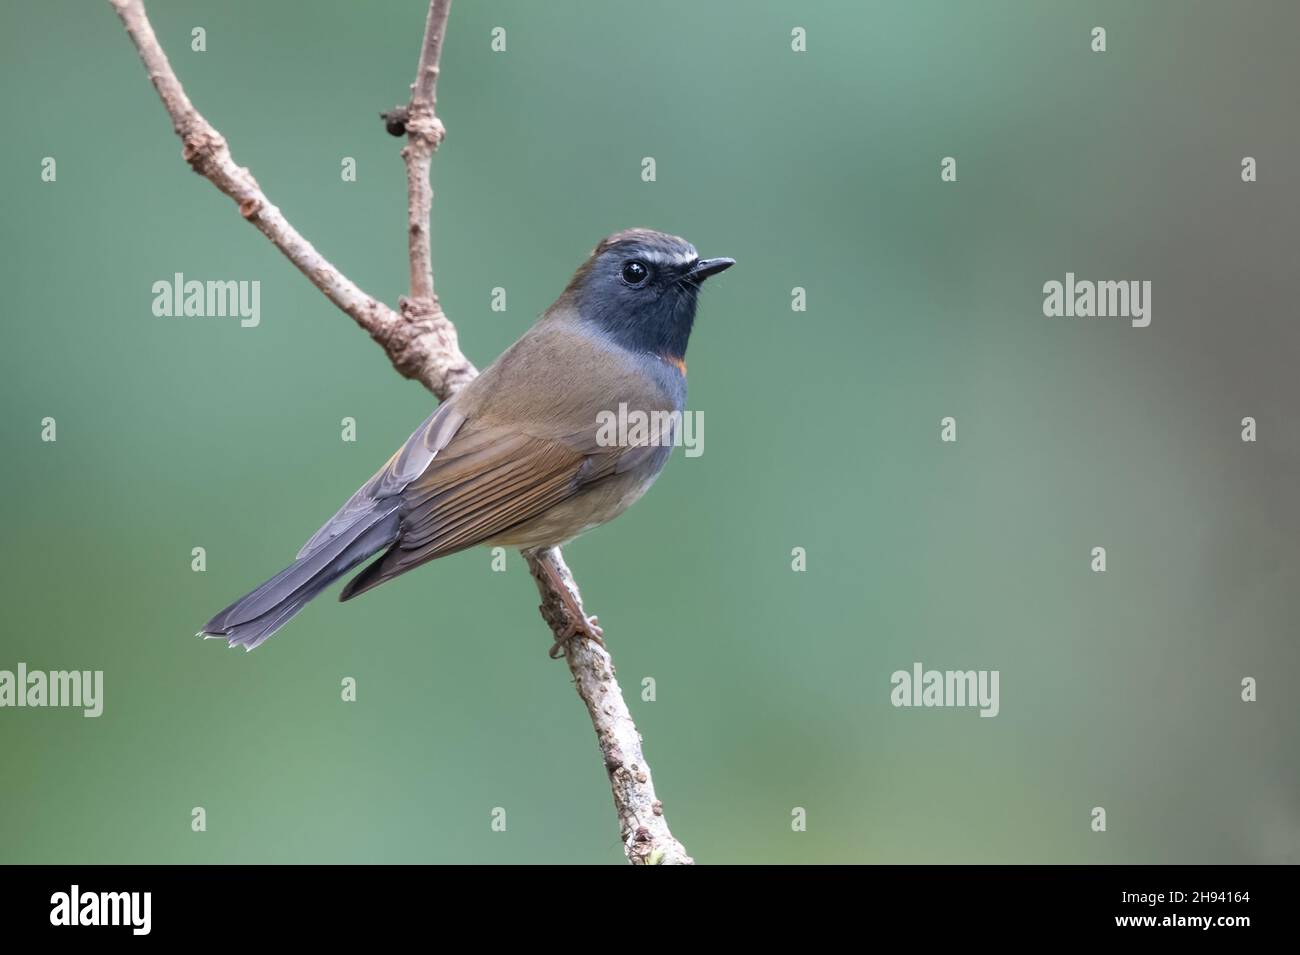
{"left": 1, "top": 0, "right": 1297, "bottom": 864}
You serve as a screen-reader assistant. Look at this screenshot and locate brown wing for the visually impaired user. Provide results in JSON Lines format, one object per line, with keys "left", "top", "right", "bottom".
{"left": 337, "top": 423, "right": 622, "bottom": 600}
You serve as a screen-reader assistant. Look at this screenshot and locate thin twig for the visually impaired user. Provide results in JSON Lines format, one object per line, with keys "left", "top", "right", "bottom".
{"left": 403, "top": 0, "right": 450, "bottom": 300}
{"left": 528, "top": 548, "right": 692, "bottom": 863}
{"left": 108, "top": 0, "right": 691, "bottom": 865}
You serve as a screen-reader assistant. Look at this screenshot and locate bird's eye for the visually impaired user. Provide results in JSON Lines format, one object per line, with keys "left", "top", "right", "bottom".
{"left": 621, "top": 261, "right": 649, "bottom": 286}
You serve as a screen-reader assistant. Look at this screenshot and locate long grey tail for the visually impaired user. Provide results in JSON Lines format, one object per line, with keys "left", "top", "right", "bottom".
{"left": 198, "top": 505, "right": 400, "bottom": 651}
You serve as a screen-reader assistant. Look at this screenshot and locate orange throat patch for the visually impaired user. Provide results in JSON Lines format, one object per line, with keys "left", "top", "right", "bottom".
{"left": 660, "top": 354, "right": 687, "bottom": 376}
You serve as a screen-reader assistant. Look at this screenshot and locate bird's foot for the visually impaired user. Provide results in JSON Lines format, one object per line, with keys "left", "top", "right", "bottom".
{"left": 535, "top": 551, "right": 606, "bottom": 658}
{"left": 548, "top": 614, "right": 605, "bottom": 659}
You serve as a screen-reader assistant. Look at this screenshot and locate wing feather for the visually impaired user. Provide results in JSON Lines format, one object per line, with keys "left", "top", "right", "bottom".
{"left": 338, "top": 427, "right": 625, "bottom": 599}
{"left": 295, "top": 402, "right": 467, "bottom": 559}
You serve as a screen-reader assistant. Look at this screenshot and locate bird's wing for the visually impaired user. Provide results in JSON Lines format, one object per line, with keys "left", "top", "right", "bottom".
{"left": 401, "top": 423, "right": 619, "bottom": 551}
{"left": 295, "top": 401, "right": 468, "bottom": 559}
{"left": 337, "top": 421, "right": 629, "bottom": 599}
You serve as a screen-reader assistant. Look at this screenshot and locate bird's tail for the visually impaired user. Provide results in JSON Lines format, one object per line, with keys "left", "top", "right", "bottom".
{"left": 198, "top": 505, "right": 400, "bottom": 651}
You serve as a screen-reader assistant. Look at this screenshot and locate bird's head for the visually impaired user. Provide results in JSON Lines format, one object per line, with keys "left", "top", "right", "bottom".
{"left": 563, "top": 228, "right": 734, "bottom": 361}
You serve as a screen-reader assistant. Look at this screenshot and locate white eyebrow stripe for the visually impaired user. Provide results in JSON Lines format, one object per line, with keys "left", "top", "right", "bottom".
{"left": 641, "top": 249, "right": 698, "bottom": 266}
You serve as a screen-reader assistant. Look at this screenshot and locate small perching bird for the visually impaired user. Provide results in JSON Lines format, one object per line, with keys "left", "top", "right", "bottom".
{"left": 199, "top": 229, "right": 734, "bottom": 651}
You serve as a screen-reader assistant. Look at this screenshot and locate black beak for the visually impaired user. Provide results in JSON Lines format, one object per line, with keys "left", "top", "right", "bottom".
{"left": 687, "top": 257, "right": 735, "bottom": 283}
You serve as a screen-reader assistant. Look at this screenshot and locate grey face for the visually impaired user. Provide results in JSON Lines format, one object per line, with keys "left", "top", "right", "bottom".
{"left": 575, "top": 231, "right": 734, "bottom": 359}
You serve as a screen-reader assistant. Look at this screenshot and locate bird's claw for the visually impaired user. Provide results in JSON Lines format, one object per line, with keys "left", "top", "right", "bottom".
{"left": 548, "top": 615, "right": 605, "bottom": 659}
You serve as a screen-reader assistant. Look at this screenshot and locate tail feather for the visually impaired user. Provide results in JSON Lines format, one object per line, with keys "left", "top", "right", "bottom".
{"left": 199, "top": 505, "right": 400, "bottom": 651}
{"left": 337, "top": 543, "right": 401, "bottom": 602}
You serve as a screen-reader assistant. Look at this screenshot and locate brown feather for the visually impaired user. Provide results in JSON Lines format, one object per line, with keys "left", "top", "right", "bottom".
{"left": 338, "top": 310, "right": 681, "bottom": 601}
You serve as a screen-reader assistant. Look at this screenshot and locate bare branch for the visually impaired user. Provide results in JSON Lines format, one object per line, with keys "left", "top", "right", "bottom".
{"left": 411, "top": 0, "right": 452, "bottom": 108}
{"left": 107, "top": 0, "right": 475, "bottom": 396}
{"left": 529, "top": 549, "right": 693, "bottom": 864}
{"left": 109, "top": 0, "right": 691, "bottom": 865}
{"left": 106, "top": 1, "right": 392, "bottom": 339}
{"left": 402, "top": 0, "right": 451, "bottom": 300}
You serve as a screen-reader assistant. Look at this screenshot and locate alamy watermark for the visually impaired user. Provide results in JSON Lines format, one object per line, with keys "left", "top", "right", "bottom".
{"left": 1043, "top": 272, "right": 1151, "bottom": 328}
{"left": 0, "top": 663, "right": 103, "bottom": 717}
{"left": 595, "top": 403, "right": 703, "bottom": 457}
{"left": 890, "top": 662, "right": 999, "bottom": 718}
{"left": 152, "top": 273, "right": 260, "bottom": 327}
{"left": 50, "top": 885, "right": 150, "bottom": 935}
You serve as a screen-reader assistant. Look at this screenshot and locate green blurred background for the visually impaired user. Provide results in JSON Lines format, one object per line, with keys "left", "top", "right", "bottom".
{"left": 1, "top": 0, "right": 1297, "bottom": 864}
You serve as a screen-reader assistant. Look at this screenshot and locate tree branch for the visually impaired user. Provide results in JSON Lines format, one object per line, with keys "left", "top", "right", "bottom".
{"left": 527, "top": 548, "right": 692, "bottom": 864}
{"left": 402, "top": 0, "right": 449, "bottom": 301}
{"left": 108, "top": 0, "right": 692, "bottom": 864}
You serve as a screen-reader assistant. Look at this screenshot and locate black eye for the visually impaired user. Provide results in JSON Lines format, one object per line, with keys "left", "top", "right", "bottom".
{"left": 621, "top": 261, "right": 649, "bottom": 286}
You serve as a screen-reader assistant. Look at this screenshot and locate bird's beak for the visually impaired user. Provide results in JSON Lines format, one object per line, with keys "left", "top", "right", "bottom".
{"left": 687, "top": 257, "right": 736, "bottom": 283}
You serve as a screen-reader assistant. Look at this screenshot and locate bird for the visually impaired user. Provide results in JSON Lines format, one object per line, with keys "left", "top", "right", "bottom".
{"left": 198, "top": 228, "right": 734, "bottom": 652}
